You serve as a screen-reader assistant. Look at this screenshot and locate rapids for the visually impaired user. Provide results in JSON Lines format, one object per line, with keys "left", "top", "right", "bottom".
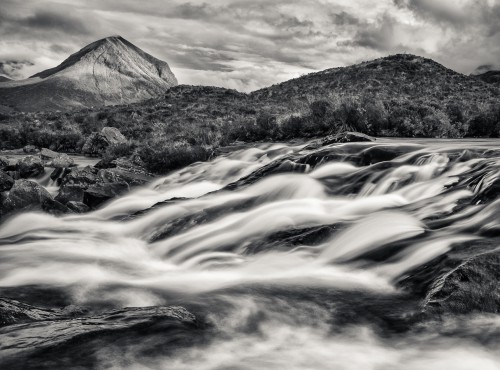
{"left": 2, "top": 138, "right": 500, "bottom": 369}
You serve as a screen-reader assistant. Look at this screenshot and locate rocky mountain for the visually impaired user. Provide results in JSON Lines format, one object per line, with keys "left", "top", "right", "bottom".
{"left": 0, "top": 36, "right": 177, "bottom": 112}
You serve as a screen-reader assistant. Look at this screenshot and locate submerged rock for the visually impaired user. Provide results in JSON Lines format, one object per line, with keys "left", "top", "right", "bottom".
{"left": 16, "top": 156, "right": 44, "bottom": 178}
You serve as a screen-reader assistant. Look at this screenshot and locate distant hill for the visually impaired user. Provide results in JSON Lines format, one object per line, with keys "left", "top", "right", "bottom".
{"left": 0, "top": 36, "right": 177, "bottom": 112}
{"left": 251, "top": 54, "right": 499, "bottom": 107}
{"left": 475, "top": 70, "right": 500, "bottom": 85}
{"left": 0, "top": 76, "right": 12, "bottom": 83}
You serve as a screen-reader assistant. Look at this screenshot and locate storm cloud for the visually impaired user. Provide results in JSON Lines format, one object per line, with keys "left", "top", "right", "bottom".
{"left": 1, "top": 0, "right": 499, "bottom": 91}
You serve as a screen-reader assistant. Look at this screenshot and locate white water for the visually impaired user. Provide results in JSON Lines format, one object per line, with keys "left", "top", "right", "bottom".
{"left": 2, "top": 139, "right": 500, "bottom": 368}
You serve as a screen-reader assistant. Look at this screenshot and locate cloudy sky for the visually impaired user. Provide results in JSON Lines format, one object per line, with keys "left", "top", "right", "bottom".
{"left": 1, "top": 0, "right": 499, "bottom": 91}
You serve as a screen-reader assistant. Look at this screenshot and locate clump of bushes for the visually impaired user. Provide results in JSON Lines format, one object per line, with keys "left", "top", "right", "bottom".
{"left": 136, "top": 138, "right": 213, "bottom": 174}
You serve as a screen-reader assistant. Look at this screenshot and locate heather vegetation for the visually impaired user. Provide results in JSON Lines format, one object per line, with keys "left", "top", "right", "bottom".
{"left": 1, "top": 54, "right": 499, "bottom": 174}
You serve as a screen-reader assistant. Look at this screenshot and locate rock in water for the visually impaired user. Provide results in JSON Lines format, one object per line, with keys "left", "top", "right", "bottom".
{"left": 16, "top": 156, "right": 44, "bottom": 178}
{"left": 46, "top": 153, "right": 75, "bottom": 168}
{"left": 0, "top": 180, "right": 53, "bottom": 216}
{"left": 39, "top": 148, "right": 58, "bottom": 160}
{"left": 0, "top": 36, "right": 177, "bottom": 112}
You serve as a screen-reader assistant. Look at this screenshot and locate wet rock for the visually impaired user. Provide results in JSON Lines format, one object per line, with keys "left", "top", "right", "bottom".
{"left": 0, "top": 305, "right": 204, "bottom": 370}
{"left": 98, "top": 159, "right": 153, "bottom": 186}
{"left": 49, "top": 168, "right": 63, "bottom": 181}
{"left": 16, "top": 156, "right": 44, "bottom": 178}
{"left": 22, "top": 145, "right": 38, "bottom": 154}
{"left": 46, "top": 153, "right": 75, "bottom": 168}
{"left": 60, "top": 166, "right": 100, "bottom": 188}
{"left": 39, "top": 148, "right": 58, "bottom": 160}
{"left": 305, "top": 131, "right": 375, "bottom": 150}
{"left": 0, "top": 180, "right": 52, "bottom": 217}
{"left": 55, "top": 185, "right": 85, "bottom": 204}
{"left": 0, "top": 170, "right": 14, "bottom": 192}
{"left": 66, "top": 201, "right": 90, "bottom": 213}
{"left": 82, "top": 127, "right": 127, "bottom": 156}
{"left": 83, "top": 182, "right": 130, "bottom": 209}
{"left": 423, "top": 250, "right": 500, "bottom": 315}
{"left": 0, "top": 298, "right": 62, "bottom": 327}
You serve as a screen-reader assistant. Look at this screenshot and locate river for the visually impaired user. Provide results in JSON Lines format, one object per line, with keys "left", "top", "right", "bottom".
{"left": 1, "top": 138, "right": 500, "bottom": 369}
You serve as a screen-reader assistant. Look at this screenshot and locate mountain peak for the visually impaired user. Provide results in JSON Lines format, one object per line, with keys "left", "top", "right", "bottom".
{"left": 2, "top": 36, "right": 177, "bottom": 111}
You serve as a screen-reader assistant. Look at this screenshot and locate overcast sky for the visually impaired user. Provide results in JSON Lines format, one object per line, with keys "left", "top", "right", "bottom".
{"left": 1, "top": 0, "right": 499, "bottom": 91}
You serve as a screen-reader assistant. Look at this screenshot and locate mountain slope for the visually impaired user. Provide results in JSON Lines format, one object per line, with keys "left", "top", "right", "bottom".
{"left": 251, "top": 54, "right": 499, "bottom": 107}
{"left": 0, "top": 36, "right": 177, "bottom": 112}
{"left": 475, "top": 70, "right": 500, "bottom": 85}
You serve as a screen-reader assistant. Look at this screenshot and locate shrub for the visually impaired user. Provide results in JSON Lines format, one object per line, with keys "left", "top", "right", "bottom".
{"left": 137, "top": 139, "right": 212, "bottom": 174}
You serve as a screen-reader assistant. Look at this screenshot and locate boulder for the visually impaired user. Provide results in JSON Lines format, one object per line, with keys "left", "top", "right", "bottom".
{"left": 0, "top": 180, "right": 54, "bottom": 217}
{"left": 0, "top": 170, "right": 14, "bottom": 192}
{"left": 83, "top": 182, "right": 129, "bottom": 209}
{"left": 97, "top": 159, "right": 153, "bottom": 186}
{"left": 60, "top": 166, "right": 100, "bottom": 188}
{"left": 22, "top": 145, "right": 38, "bottom": 154}
{"left": 40, "top": 148, "right": 59, "bottom": 160}
{"left": 66, "top": 201, "right": 90, "bottom": 213}
{"left": 101, "top": 127, "right": 127, "bottom": 144}
{"left": 82, "top": 127, "right": 127, "bottom": 156}
{"left": 55, "top": 185, "right": 85, "bottom": 204}
{"left": 46, "top": 153, "right": 75, "bottom": 168}
{"left": 16, "top": 155, "right": 44, "bottom": 178}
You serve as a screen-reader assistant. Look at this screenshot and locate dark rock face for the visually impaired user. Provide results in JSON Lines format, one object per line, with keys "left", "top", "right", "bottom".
{"left": 0, "top": 298, "right": 62, "bottom": 327}
{"left": 0, "top": 171, "right": 14, "bottom": 192}
{"left": 82, "top": 127, "right": 127, "bottom": 156}
{"left": 16, "top": 156, "right": 44, "bottom": 178}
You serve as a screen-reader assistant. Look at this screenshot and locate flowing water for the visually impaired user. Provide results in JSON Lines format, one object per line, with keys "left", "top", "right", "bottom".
{"left": 2, "top": 139, "right": 500, "bottom": 369}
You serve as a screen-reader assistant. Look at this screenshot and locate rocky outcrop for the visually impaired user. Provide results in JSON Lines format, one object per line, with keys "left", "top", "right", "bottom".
{"left": 16, "top": 156, "right": 44, "bottom": 178}
{"left": 82, "top": 127, "right": 127, "bottom": 156}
